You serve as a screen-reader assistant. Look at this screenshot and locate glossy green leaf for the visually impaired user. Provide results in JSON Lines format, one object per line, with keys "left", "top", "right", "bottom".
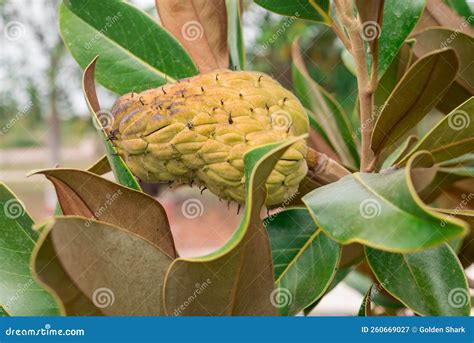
{"left": 366, "top": 244, "right": 470, "bottom": 316}
{"left": 33, "top": 217, "right": 172, "bottom": 316}
{"left": 82, "top": 57, "right": 141, "bottom": 191}
{"left": 412, "top": 28, "right": 474, "bottom": 113}
{"left": 265, "top": 208, "right": 340, "bottom": 316}
{"left": 32, "top": 168, "right": 176, "bottom": 258}
{"left": 302, "top": 263, "right": 356, "bottom": 315}
{"left": 0, "top": 184, "right": 60, "bottom": 316}
{"left": 443, "top": 0, "right": 474, "bottom": 26}
{"left": 60, "top": 0, "right": 198, "bottom": 95}
{"left": 371, "top": 48, "right": 459, "bottom": 156}
{"left": 378, "top": 0, "right": 424, "bottom": 77}
{"left": 375, "top": 39, "right": 415, "bottom": 109}
{"left": 399, "top": 97, "right": 474, "bottom": 165}
{"left": 292, "top": 38, "right": 359, "bottom": 169}
{"left": 302, "top": 164, "right": 468, "bottom": 253}
{"left": 345, "top": 271, "right": 403, "bottom": 310}
{"left": 226, "top": 0, "right": 245, "bottom": 70}
{"left": 358, "top": 284, "right": 375, "bottom": 316}
{"left": 254, "top": 0, "right": 331, "bottom": 24}
{"left": 164, "top": 136, "right": 306, "bottom": 315}
{"left": 381, "top": 135, "right": 418, "bottom": 169}
{"left": 0, "top": 305, "right": 10, "bottom": 316}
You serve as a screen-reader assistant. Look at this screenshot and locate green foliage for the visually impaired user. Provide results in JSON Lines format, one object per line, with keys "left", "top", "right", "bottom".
{"left": 0, "top": 184, "right": 61, "bottom": 315}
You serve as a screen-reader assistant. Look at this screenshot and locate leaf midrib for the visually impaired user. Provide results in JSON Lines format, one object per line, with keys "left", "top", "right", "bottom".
{"left": 63, "top": 3, "right": 174, "bottom": 82}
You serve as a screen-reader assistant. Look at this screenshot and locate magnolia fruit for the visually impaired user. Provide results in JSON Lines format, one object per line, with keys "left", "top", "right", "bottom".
{"left": 110, "top": 70, "right": 309, "bottom": 205}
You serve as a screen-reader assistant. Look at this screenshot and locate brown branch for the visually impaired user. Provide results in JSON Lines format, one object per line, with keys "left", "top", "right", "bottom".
{"left": 334, "top": 0, "right": 375, "bottom": 172}
{"left": 306, "top": 148, "right": 350, "bottom": 184}
{"left": 331, "top": 21, "right": 352, "bottom": 52}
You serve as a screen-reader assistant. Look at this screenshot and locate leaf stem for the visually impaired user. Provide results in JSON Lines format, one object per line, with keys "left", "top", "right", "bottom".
{"left": 334, "top": 0, "right": 375, "bottom": 172}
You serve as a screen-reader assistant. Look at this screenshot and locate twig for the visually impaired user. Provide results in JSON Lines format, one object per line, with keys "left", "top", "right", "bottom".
{"left": 306, "top": 148, "right": 350, "bottom": 184}
{"left": 334, "top": 0, "right": 375, "bottom": 172}
{"left": 331, "top": 21, "right": 352, "bottom": 52}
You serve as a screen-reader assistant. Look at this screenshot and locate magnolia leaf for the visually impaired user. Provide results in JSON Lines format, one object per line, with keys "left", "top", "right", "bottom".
{"left": 366, "top": 244, "right": 470, "bottom": 316}
{"left": 371, "top": 48, "right": 459, "bottom": 156}
{"left": 358, "top": 284, "right": 375, "bottom": 316}
{"left": 302, "top": 156, "right": 468, "bottom": 252}
{"left": 254, "top": 0, "right": 331, "bottom": 24}
{"left": 82, "top": 57, "right": 141, "bottom": 191}
{"left": 444, "top": 0, "right": 474, "bottom": 23}
{"left": 398, "top": 97, "right": 474, "bottom": 166}
{"left": 381, "top": 135, "right": 418, "bottom": 169}
{"left": 292, "top": 38, "right": 359, "bottom": 169}
{"left": 412, "top": 28, "right": 474, "bottom": 113}
{"left": 302, "top": 263, "right": 356, "bottom": 315}
{"left": 31, "top": 223, "right": 101, "bottom": 316}
{"left": 164, "top": 137, "right": 306, "bottom": 315}
{"left": 32, "top": 168, "right": 176, "bottom": 259}
{"left": 33, "top": 217, "right": 172, "bottom": 316}
{"left": 0, "top": 184, "right": 61, "bottom": 316}
{"left": 226, "top": 0, "right": 245, "bottom": 70}
{"left": 0, "top": 305, "right": 10, "bottom": 316}
{"left": 60, "top": 0, "right": 197, "bottom": 94}
{"left": 375, "top": 39, "right": 415, "bottom": 109}
{"left": 87, "top": 155, "right": 111, "bottom": 176}
{"left": 355, "top": 0, "right": 384, "bottom": 66}
{"left": 378, "top": 0, "right": 424, "bottom": 77}
{"left": 155, "top": 0, "right": 228, "bottom": 73}
{"left": 414, "top": 0, "right": 474, "bottom": 36}
{"left": 344, "top": 270, "right": 403, "bottom": 310}
{"left": 265, "top": 208, "right": 340, "bottom": 316}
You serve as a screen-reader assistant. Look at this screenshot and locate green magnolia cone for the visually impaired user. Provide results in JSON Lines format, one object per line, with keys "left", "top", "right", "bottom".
{"left": 110, "top": 70, "right": 309, "bottom": 205}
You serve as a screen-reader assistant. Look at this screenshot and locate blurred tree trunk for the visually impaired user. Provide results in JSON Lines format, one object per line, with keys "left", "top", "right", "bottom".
{"left": 47, "top": 43, "right": 64, "bottom": 166}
